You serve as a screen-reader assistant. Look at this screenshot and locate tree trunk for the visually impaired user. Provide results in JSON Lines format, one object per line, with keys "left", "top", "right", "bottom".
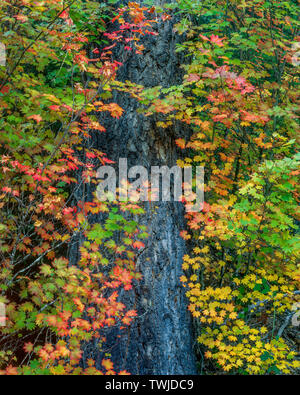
{"left": 82, "top": 1, "right": 197, "bottom": 375}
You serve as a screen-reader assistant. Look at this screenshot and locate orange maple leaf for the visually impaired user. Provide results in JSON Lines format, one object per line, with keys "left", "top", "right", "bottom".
{"left": 175, "top": 138, "right": 186, "bottom": 149}
{"left": 28, "top": 114, "right": 43, "bottom": 124}
{"left": 102, "top": 359, "right": 114, "bottom": 371}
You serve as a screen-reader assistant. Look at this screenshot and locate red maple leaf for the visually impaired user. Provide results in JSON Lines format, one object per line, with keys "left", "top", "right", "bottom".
{"left": 49, "top": 105, "right": 61, "bottom": 111}
{"left": 210, "top": 34, "right": 225, "bottom": 47}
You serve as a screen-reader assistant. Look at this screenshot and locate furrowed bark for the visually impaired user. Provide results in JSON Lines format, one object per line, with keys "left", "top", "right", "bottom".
{"left": 75, "top": 1, "right": 197, "bottom": 374}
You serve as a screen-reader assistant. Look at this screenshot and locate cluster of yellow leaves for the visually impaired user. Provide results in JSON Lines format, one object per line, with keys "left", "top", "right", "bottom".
{"left": 199, "top": 324, "right": 299, "bottom": 374}
{"left": 181, "top": 248, "right": 299, "bottom": 374}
